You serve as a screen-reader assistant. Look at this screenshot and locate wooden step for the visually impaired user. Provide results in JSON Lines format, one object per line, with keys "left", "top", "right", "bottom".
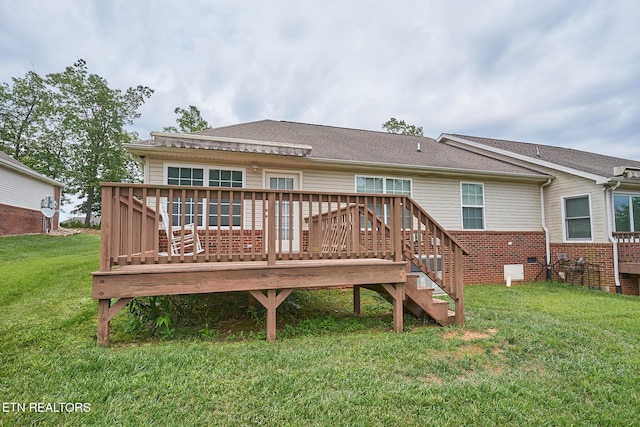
{"left": 363, "top": 275, "right": 455, "bottom": 327}
{"left": 405, "top": 274, "right": 451, "bottom": 325}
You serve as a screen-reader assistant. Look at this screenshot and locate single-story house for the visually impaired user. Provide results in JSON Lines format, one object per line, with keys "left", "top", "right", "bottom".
{"left": 90, "top": 119, "right": 640, "bottom": 343}
{"left": 438, "top": 134, "right": 640, "bottom": 295}
{"left": 0, "top": 151, "right": 63, "bottom": 236}
{"left": 121, "top": 119, "right": 640, "bottom": 295}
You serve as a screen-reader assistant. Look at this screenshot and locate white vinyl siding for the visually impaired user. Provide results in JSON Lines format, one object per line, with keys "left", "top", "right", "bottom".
{"left": 542, "top": 172, "right": 606, "bottom": 243}
{"left": 0, "top": 167, "right": 57, "bottom": 211}
{"left": 145, "top": 159, "right": 544, "bottom": 233}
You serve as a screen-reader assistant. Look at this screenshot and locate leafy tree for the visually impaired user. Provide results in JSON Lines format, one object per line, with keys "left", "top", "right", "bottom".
{"left": 163, "top": 105, "right": 209, "bottom": 133}
{"left": 0, "top": 70, "right": 55, "bottom": 172}
{"left": 382, "top": 117, "right": 423, "bottom": 136}
{"left": 47, "top": 59, "right": 153, "bottom": 227}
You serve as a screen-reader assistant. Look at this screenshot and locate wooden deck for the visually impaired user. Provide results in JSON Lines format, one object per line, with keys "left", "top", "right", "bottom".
{"left": 94, "top": 258, "right": 407, "bottom": 343}
{"left": 615, "top": 232, "right": 640, "bottom": 274}
{"left": 92, "top": 184, "right": 467, "bottom": 344}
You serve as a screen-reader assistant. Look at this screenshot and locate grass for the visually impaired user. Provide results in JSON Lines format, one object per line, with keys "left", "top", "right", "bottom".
{"left": 1, "top": 233, "right": 639, "bottom": 426}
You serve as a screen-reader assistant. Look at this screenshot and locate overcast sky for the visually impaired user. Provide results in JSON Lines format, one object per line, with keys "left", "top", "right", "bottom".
{"left": 1, "top": 0, "right": 639, "bottom": 161}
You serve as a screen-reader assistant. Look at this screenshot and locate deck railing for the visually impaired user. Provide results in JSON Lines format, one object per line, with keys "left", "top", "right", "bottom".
{"left": 99, "top": 183, "right": 466, "bottom": 304}
{"left": 614, "top": 232, "right": 640, "bottom": 263}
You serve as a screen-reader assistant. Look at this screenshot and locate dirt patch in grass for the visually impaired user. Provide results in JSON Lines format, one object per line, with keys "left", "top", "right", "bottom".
{"left": 420, "top": 374, "right": 444, "bottom": 385}
{"left": 48, "top": 228, "right": 101, "bottom": 236}
{"left": 444, "top": 328, "right": 498, "bottom": 341}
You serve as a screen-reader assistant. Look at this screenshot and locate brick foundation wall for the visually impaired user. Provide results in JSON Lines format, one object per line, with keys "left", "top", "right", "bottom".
{"left": 156, "top": 226, "right": 640, "bottom": 296}
{"left": 550, "top": 243, "right": 639, "bottom": 296}
{"left": 618, "top": 275, "right": 640, "bottom": 296}
{"left": 160, "top": 230, "right": 265, "bottom": 254}
{"left": 449, "top": 231, "right": 547, "bottom": 285}
{"left": 0, "top": 203, "right": 45, "bottom": 236}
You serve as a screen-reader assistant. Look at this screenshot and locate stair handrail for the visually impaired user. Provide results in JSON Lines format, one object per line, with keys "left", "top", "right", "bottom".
{"left": 400, "top": 196, "right": 467, "bottom": 324}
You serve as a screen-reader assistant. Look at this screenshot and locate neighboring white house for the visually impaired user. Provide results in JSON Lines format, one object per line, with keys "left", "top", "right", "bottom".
{"left": 0, "top": 151, "right": 63, "bottom": 236}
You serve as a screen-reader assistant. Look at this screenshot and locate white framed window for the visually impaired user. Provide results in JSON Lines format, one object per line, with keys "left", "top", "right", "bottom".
{"left": 614, "top": 194, "right": 640, "bottom": 233}
{"left": 165, "top": 164, "right": 245, "bottom": 227}
{"left": 355, "top": 175, "right": 412, "bottom": 227}
{"left": 461, "top": 182, "right": 484, "bottom": 230}
{"left": 563, "top": 194, "right": 592, "bottom": 241}
{"left": 355, "top": 176, "right": 412, "bottom": 196}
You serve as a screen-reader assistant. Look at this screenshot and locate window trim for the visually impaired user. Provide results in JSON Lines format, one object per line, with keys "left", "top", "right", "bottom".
{"left": 613, "top": 192, "right": 640, "bottom": 233}
{"left": 460, "top": 181, "right": 485, "bottom": 230}
{"left": 164, "top": 163, "right": 247, "bottom": 229}
{"left": 562, "top": 193, "right": 593, "bottom": 242}
{"left": 354, "top": 175, "right": 413, "bottom": 197}
{"left": 354, "top": 175, "right": 412, "bottom": 229}
{"left": 164, "top": 163, "right": 246, "bottom": 188}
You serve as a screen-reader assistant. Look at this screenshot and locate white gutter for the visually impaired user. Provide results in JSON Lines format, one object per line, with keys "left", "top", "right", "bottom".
{"left": 540, "top": 178, "right": 553, "bottom": 274}
{"left": 604, "top": 181, "right": 622, "bottom": 293}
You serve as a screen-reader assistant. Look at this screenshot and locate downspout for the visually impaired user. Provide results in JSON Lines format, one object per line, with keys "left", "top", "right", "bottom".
{"left": 540, "top": 179, "right": 553, "bottom": 279}
{"left": 604, "top": 181, "right": 622, "bottom": 293}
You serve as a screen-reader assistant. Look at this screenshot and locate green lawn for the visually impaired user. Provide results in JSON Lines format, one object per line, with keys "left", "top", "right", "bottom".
{"left": 1, "top": 233, "right": 639, "bottom": 426}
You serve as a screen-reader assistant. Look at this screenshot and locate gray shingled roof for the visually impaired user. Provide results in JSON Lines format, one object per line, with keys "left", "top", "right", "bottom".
{"left": 446, "top": 134, "right": 640, "bottom": 179}
{"left": 153, "top": 120, "right": 547, "bottom": 178}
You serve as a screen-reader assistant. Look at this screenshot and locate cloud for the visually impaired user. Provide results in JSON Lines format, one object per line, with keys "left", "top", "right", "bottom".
{"left": 1, "top": 0, "right": 639, "bottom": 160}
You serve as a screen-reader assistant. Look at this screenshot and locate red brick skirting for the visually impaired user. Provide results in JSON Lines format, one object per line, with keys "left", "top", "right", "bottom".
{"left": 449, "top": 231, "right": 547, "bottom": 285}
{"left": 0, "top": 203, "right": 46, "bottom": 236}
{"left": 550, "top": 243, "right": 638, "bottom": 295}
{"left": 157, "top": 227, "right": 639, "bottom": 295}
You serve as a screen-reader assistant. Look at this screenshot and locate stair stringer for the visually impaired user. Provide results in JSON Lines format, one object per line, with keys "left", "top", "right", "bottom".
{"left": 364, "top": 275, "right": 454, "bottom": 326}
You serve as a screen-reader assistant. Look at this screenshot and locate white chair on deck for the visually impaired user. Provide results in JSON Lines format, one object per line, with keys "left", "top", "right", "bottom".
{"left": 159, "top": 200, "right": 204, "bottom": 256}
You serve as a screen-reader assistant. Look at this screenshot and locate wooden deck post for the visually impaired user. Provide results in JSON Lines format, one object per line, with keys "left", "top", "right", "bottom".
{"left": 455, "top": 248, "right": 465, "bottom": 325}
{"left": 353, "top": 285, "right": 361, "bottom": 316}
{"left": 97, "top": 299, "right": 111, "bottom": 346}
{"left": 97, "top": 297, "right": 133, "bottom": 346}
{"left": 249, "top": 289, "right": 293, "bottom": 342}
{"left": 99, "top": 186, "right": 113, "bottom": 272}
{"left": 381, "top": 283, "right": 405, "bottom": 333}
{"left": 267, "top": 193, "right": 276, "bottom": 266}
{"left": 392, "top": 198, "right": 403, "bottom": 262}
{"left": 266, "top": 289, "right": 277, "bottom": 342}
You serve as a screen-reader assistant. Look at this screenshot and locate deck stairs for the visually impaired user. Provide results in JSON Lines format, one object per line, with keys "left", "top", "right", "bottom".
{"left": 366, "top": 273, "right": 454, "bottom": 326}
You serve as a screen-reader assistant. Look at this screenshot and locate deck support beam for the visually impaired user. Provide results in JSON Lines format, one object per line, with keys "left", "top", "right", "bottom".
{"left": 97, "top": 297, "right": 133, "bottom": 346}
{"left": 249, "top": 289, "right": 294, "bottom": 342}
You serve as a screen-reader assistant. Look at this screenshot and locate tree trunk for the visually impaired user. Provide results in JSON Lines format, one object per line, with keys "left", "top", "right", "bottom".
{"left": 84, "top": 189, "right": 95, "bottom": 228}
